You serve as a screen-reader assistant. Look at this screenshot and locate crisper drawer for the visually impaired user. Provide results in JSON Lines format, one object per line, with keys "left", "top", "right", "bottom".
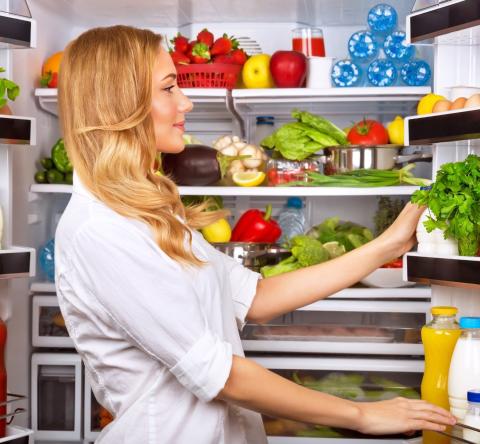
{"left": 32, "top": 295, "right": 74, "bottom": 348}
{"left": 250, "top": 356, "right": 423, "bottom": 443}
{"left": 242, "top": 301, "right": 428, "bottom": 355}
{"left": 31, "top": 353, "right": 82, "bottom": 441}
{"left": 84, "top": 374, "right": 113, "bottom": 442}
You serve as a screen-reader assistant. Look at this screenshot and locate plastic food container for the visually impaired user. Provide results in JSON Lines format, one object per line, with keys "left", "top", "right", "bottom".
{"left": 266, "top": 157, "right": 322, "bottom": 186}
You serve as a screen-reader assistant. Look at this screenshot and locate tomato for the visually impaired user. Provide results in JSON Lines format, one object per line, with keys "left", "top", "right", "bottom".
{"left": 382, "top": 258, "right": 403, "bottom": 268}
{"left": 347, "top": 119, "right": 389, "bottom": 146}
{"left": 267, "top": 169, "right": 279, "bottom": 186}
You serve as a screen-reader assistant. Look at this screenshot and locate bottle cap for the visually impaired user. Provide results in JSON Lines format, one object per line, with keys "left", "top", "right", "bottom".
{"left": 431, "top": 306, "right": 458, "bottom": 316}
{"left": 286, "top": 197, "right": 303, "bottom": 209}
{"left": 468, "top": 390, "right": 480, "bottom": 403}
{"left": 460, "top": 317, "right": 480, "bottom": 329}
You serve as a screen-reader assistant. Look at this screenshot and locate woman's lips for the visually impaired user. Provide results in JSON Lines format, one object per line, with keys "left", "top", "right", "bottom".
{"left": 173, "top": 121, "right": 185, "bottom": 132}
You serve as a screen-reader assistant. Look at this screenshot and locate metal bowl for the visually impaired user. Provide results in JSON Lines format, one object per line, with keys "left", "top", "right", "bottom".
{"left": 211, "top": 242, "right": 290, "bottom": 272}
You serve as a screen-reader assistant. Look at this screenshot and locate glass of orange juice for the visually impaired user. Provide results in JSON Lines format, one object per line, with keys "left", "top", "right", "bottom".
{"left": 292, "top": 28, "right": 326, "bottom": 57}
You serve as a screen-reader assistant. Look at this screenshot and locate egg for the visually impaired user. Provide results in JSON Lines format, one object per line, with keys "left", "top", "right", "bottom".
{"left": 464, "top": 93, "right": 480, "bottom": 109}
{"left": 450, "top": 97, "right": 467, "bottom": 110}
{"left": 432, "top": 99, "right": 452, "bottom": 113}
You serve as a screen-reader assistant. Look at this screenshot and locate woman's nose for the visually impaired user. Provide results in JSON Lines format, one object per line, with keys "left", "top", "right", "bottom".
{"left": 178, "top": 90, "right": 193, "bottom": 114}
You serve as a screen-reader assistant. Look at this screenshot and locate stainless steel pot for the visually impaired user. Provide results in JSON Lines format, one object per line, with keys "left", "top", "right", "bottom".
{"left": 322, "top": 145, "right": 432, "bottom": 175}
{"left": 211, "top": 242, "right": 290, "bottom": 272}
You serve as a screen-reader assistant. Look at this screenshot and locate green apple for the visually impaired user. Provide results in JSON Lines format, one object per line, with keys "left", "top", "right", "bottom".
{"left": 242, "top": 54, "right": 274, "bottom": 89}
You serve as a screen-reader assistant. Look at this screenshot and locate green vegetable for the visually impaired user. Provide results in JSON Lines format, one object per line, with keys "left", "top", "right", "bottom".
{"left": 411, "top": 154, "right": 480, "bottom": 256}
{"left": 291, "top": 109, "right": 348, "bottom": 146}
{"left": 286, "top": 164, "right": 430, "bottom": 187}
{"left": 34, "top": 171, "right": 47, "bottom": 184}
{"left": 293, "top": 372, "right": 365, "bottom": 400}
{"left": 374, "top": 197, "right": 405, "bottom": 236}
{"left": 260, "top": 235, "right": 329, "bottom": 277}
{"left": 0, "top": 67, "right": 20, "bottom": 108}
{"left": 46, "top": 169, "right": 65, "bottom": 184}
{"left": 260, "top": 110, "right": 346, "bottom": 161}
{"left": 307, "top": 218, "right": 373, "bottom": 252}
{"left": 40, "top": 157, "right": 54, "bottom": 170}
{"left": 51, "top": 138, "right": 73, "bottom": 173}
{"left": 65, "top": 172, "right": 74, "bottom": 185}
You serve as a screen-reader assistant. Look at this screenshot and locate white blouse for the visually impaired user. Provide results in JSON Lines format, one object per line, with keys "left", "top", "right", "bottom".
{"left": 54, "top": 174, "right": 268, "bottom": 444}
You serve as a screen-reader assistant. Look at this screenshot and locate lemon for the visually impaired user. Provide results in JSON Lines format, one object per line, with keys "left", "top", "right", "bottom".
{"left": 417, "top": 93, "right": 446, "bottom": 115}
{"left": 323, "top": 241, "right": 346, "bottom": 259}
{"left": 201, "top": 218, "right": 232, "bottom": 243}
{"left": 387, "top": 116, "right": 405, "bottom": 145}
{"left": 232, "top": 171, "right": 266, "bottom": 187}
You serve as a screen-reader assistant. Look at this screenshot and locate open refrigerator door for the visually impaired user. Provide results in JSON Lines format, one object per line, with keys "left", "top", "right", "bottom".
{"left": 0, "top": 0, "right": 477, "bottom": 442}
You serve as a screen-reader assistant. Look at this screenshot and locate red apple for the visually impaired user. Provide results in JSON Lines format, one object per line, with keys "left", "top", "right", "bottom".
{"left": 270, "top": 50, "right": 307, "bottom": 88}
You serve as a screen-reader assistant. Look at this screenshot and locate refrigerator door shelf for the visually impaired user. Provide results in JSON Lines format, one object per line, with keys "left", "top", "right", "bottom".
{"left": 0, "top": 116, "right": 36, "bottom": 146}
{"left": 0, "top": 11, "right": 36, "bottom": 49}
{"left": 407, "top": 0, "right": 480, "bottom": 44}
{"left": 0, "top": 247, "right": 35, "bottom": 280}
{"left": 404, "top": 252, "right": 480, "bottom": 289}
{"left": 405, "top": 106, "right": 480, "bottom": 145}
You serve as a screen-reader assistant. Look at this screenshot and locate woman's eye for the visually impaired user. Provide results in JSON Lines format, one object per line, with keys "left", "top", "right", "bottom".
{"left": 163, "top": 85, "right": 175, "bottom": 94}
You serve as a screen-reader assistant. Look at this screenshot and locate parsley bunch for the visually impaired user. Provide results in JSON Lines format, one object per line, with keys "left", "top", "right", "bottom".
{"left": 411, "top": 154, "right": 480, "bottom": 256}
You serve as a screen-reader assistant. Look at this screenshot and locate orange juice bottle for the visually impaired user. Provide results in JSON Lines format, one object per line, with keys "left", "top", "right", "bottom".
{"left": 422, "top": 306, "right": 461, "bottom": 444}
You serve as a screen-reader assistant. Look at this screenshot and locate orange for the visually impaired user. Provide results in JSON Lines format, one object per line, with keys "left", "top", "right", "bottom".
{"left": 42, "top": 51, "right": 63, "bottom": 76}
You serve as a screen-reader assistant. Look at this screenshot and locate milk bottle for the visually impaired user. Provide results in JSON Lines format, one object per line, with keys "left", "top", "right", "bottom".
{"left": 448, "top": 317, "right": 480, "bottom": 420}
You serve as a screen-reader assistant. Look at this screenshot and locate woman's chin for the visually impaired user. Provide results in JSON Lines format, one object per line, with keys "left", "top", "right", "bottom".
{"left": 156, "top": 142, "right": 186, "bottom": 154}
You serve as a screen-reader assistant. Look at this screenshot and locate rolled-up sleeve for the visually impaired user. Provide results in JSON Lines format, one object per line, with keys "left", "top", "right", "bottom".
{"left": 218, "top": 252, "right": 261, "bottom": 330}
{"left": 71, "top": 219, "right": 232, "bottom": 402}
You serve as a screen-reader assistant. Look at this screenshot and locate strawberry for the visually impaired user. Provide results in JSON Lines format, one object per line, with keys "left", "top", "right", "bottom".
{"left": 40, "top": 71, "right": 58, "bottom": 88}
{"left": 190, "top": 42, "right": 211, "bottom": 64}
{"left": 231, "top": 49, "right": 248, "bottom": 65}
{"left": 196, "top": 28, "right": 214, "bottom": 48}
{"left": 210, "top": 34, "right": 238, "bottom": 56}
{"left": 170, "top": 50, "right": 190, "bottom": 65}
{"left": 213, "top": 54, "right": 235, "bottom": 64}
{"left": 170, "top": 33, "right": 189, "bottom": 54}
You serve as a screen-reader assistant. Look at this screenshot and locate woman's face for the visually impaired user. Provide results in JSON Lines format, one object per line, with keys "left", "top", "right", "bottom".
{"left": 151, "top": 48, "right": 193, "bottom": 153}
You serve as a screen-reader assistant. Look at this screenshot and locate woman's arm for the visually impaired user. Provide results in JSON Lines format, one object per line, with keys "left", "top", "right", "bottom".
{"left": 247, "top": 203, "right": 424, "bottom": 324}
{"left": 219, "top": 355, "right": 455, "bottom": 434}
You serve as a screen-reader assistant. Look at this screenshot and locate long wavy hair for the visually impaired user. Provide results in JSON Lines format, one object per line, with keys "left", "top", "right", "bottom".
{"left": 58, "top": 25, "right": 227, "bottom": 266}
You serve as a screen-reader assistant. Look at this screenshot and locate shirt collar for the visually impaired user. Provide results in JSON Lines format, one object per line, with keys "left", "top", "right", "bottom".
{"left": 72, "top": 171, "right": 98, "bottom": 201}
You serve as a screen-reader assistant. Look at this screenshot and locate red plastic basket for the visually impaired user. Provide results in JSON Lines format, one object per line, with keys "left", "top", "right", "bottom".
{"left": 175, "top": 63, "right": 242, "bottom": 89}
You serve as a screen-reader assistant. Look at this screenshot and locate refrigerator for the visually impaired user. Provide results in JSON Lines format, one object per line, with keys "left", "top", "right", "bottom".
{"left": 0, "top": 0, "right": 479, "bottom": 442}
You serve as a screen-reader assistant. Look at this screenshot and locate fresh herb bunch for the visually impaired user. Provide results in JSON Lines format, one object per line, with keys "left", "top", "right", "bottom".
{"left": 411, "top": 154, "right": 480, "bottom": 256}
{"left": 374, "top": 197, "right": 406, "bottom": 236}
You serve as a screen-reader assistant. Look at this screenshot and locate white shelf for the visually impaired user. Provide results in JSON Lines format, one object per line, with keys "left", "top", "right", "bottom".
{"left": 328, "top": 287, "right": 431, "bottom": 300}
{"left": 30, "top": 183, "right": 420, "bottom": 197}
{"left": 30, "top": 184, "right": 73, "bottom": 194}
{"left": 30, "top": 282, "right": 56, "bottom": 293}
{"left": 0, "top": 115, "right": 36, "bottom": 146}
{"left": 30, "top": 282, "right": 430, "bottom": 299}
{"left": 299, "top": 300, "right": 430, "bottom": 313}
{"left": 243, "top": 340, "right": 423, "bottom": 356}
{"left": 232, "top": 87, "right": 430, "bottom": 101}
{"left": 35, "top": 88, "right": 228, "bottom": 116}
{"left": 0, "top": 425, "right": 33, "bottom": 443}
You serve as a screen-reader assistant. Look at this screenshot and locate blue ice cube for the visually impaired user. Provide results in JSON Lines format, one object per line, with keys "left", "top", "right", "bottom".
{"left": 367, "top": 59, "right": 397, "bottom": 87}
{"left": 400, "top": 59, "right": 431, "bottom": 86}
{"left": 331, "top": 60, "right": 362, "bottom": 87}
{"left": 384, "top": 31, "right": 415, "bottom": 64}
{"left": 39, "top": 238, "right": 55, "bottom": 283}
{"left": 348, "top": 31, "right": 379, "bottom": 64}
{"left": 368, "top": 4, "right": 398, "bottom": 36}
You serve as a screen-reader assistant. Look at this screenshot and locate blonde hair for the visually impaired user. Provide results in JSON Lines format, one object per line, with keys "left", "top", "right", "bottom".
{"left": 58, "top": 25, "right": 227, "bottom": 266}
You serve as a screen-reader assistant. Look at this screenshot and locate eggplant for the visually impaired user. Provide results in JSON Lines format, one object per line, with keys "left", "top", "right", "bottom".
{"left": 162, "top": 144, "right": 243, "bottom": 186}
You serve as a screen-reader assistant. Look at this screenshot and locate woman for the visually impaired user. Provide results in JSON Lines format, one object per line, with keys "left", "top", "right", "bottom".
{"left": 55, "top": 26, "right": 455, "bottom": 444}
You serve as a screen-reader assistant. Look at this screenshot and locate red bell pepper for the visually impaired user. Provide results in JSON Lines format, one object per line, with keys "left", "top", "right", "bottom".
{"left": 231, "top": 204, "right": 282, "bottom": 243}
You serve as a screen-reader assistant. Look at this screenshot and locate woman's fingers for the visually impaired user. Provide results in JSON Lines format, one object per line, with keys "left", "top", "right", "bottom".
{"left": 408, "top": 399, "right": 456, "bottom": 423}
{"left": 408, "top": 420, "right": 447, "bottom": 432}
{"left": 409, "top": 410, "right": 455, "bottom": 427}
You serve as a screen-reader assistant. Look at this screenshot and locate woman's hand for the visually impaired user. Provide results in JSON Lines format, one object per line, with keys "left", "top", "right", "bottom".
{"left": 376, "top": 202, "right": 425, "bottom": 262}
{"left": 355, "top": 397, "right": 456, "bottom": 435}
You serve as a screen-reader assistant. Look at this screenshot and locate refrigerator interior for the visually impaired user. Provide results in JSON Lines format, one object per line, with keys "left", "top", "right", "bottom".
{"left": 0, "top": 0, "right": 478, "bottom": 441}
